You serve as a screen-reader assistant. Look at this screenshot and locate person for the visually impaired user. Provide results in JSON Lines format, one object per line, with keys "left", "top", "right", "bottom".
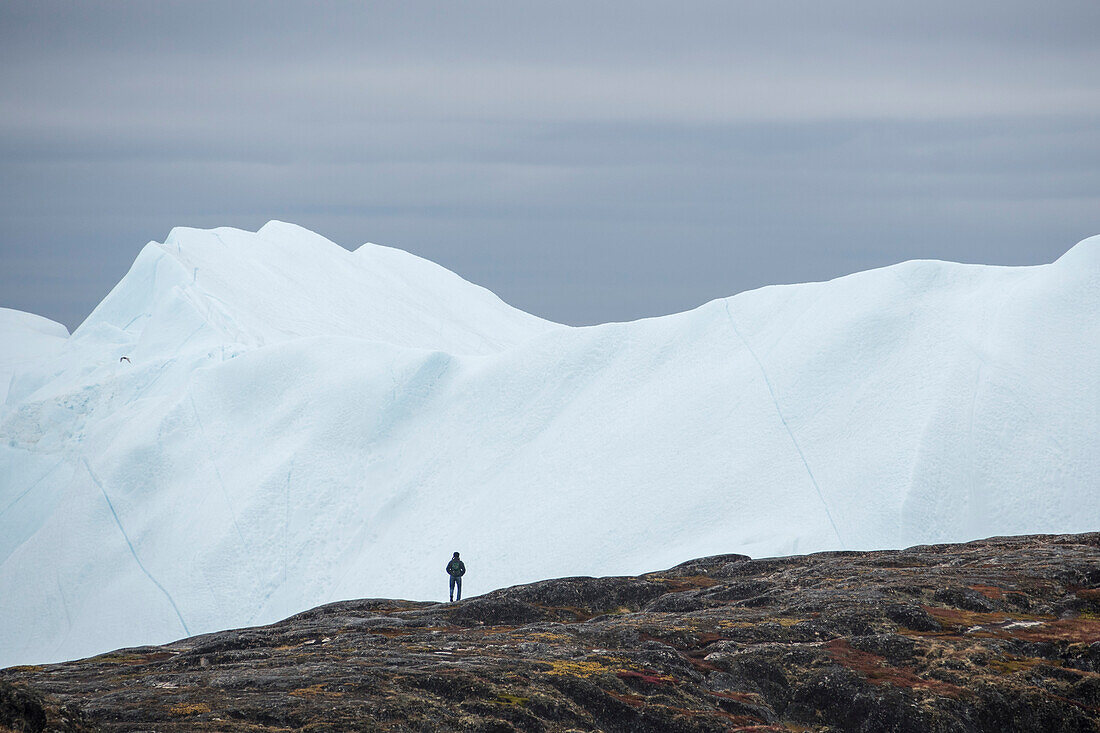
{"left": 446, "top": 552, "right": 466, "bottom": 602}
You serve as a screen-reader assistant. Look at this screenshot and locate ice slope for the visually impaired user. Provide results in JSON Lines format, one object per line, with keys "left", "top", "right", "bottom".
{"left": 1, "top": 224, "right": 1097, "bottom": 667}
{"left": 0, "top": 309, "right": 68, "bottom": 405}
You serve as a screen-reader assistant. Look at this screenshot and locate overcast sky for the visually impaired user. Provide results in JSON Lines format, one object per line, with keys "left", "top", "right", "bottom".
{"left": 2, "top": 1, "right": 1098, "bottom": 331}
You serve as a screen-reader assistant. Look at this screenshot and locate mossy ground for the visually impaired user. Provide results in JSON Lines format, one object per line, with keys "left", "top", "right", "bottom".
{"left": 3, "top": 532, "right": 1099, "bottom": 732}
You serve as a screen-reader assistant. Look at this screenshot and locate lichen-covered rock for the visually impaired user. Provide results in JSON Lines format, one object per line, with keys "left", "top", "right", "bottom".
{"left": 3, "top": 532, "right": 1099, "bottom": 732}
{"left": 0, "top": 679, "right": 46, "bottom": 733}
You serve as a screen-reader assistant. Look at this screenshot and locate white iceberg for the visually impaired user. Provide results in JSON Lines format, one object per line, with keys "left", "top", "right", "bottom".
{"left": 1, "top": 222, "right": 1097, "bottom": 667}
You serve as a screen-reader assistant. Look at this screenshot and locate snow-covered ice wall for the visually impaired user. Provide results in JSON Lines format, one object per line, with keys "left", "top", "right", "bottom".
{"left": 1, "top": 222, "right": 1098, "bottom": 667}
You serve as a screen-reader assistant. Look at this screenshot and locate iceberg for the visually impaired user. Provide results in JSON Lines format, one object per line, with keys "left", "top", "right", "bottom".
{"left": 1, "top": 222, "right": 1097, "bottom": 667}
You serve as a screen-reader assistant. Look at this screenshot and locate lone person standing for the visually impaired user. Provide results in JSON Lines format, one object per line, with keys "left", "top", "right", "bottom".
{"left": 446, "top": 552, "right": 466, "bottom": 602}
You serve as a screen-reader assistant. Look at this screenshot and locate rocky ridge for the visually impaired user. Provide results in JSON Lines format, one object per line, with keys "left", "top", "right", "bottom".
{"left": 3, "top": 532, "right": 1100, "bottom": 732}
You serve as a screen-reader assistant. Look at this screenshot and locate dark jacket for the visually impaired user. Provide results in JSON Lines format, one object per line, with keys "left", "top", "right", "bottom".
{"left": 447, "top": 559, "right": 466, "bottom": 577}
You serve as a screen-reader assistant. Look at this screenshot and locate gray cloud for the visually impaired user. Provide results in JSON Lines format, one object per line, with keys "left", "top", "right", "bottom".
{"left": 1, "top": 1, "right": 1098, "bottom": 330}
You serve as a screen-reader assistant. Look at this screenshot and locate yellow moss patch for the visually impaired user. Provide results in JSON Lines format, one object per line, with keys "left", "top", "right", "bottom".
{"left": 542, "top": 659, "right": 616, "bottom": 678}
{"left": 539, "top": 652, "right": 669, "bottom": 681}
{"left": 4, "top": 665, "right": 44, "bottom": 673}
{"left": 289, "top": 683, "right": 345, "bottom": 699}
{"left": 495, "top": 693, "right": 529, "bottom": 706}
{"left": 169, "top": 702, "right": 211, "bottom": 716}
{"left": 651, "top": 575, "right": 721, "bottom": 592}
{"left": 775, "top": 618, "right": 806, "bottom": 627}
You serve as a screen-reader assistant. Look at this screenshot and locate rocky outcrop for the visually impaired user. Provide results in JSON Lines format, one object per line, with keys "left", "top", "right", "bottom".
{"left": 2, "top": 533, "right": 1099, "bottom": 732}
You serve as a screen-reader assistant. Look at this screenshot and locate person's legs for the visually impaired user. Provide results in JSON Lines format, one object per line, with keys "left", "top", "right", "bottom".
{"left": 449, "top": 575, "right": 456, "bottom": 602}
{"left": 455, "top": 576, "right": 462, "bottom": 601}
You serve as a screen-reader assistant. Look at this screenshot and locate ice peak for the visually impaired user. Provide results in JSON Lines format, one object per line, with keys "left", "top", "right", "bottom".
{"left": 78, "top": 223, "right": 557, "bottom": 356}
{"left": 257, "top": 219, "right": 310, "bottom": 236}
